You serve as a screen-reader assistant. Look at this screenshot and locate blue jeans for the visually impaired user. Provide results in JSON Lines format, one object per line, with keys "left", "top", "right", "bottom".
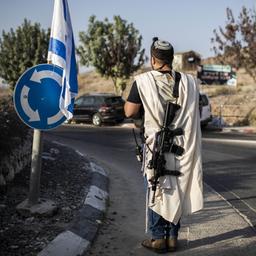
{"left": 144, "top": 176, "right": 180, "bottom": 239}
{"left": 148, "top": 207, "right": 180, "bottom": 239}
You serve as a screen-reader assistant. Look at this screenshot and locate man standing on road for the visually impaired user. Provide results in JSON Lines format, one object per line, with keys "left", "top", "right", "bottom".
{"left": 124, "top": 37, "right": 203, "bottom": 253}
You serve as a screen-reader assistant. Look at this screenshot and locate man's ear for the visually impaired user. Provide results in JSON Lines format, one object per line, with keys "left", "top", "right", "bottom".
{"left": 151, "top": 56, "right": 156, "bottom": 70}
{"left": 151, "top": 56, "right": 156, "bottom": 65}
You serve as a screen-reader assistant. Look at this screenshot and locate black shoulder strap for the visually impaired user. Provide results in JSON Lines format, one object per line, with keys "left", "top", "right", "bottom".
{"left": 172, "top": 71, "right": 181, "bottom": 98}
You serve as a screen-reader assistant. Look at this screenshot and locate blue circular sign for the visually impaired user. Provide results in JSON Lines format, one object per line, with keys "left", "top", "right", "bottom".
{"left": 13, "top": 64, "right": 66, "bottom": 130}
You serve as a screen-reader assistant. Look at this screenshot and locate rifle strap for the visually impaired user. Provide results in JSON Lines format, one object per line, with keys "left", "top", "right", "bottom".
{"left": 143, "top": 71, "right": 182, "bottom": 131}
{"left": 172, "top": 71, "right": 181, "bottom": 98}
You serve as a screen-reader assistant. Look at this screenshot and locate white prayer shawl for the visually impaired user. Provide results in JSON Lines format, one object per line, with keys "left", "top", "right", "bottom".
{"left": 135, "top": 70, "right": 203, "bottom": 225}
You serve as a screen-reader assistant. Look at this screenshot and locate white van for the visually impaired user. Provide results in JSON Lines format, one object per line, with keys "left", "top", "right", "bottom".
{"left": 200, "top": 92, "right": 212, "bottom": 127}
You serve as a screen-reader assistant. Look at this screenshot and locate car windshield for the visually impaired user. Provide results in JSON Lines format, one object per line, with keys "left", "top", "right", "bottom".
{"left": 201, "top": 95, "right": 209, "bottom": 106}
{"left": 105, "top": 97, "right": 123, "bottom": 104}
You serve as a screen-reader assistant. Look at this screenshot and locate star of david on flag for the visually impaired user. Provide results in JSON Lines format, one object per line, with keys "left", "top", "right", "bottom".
{"left": 47, "top": 0, "right": 78, "bottom": 120}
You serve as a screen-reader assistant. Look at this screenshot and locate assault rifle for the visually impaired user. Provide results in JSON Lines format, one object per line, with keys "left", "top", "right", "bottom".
{"left": 147, "top": 101, "right": 184, "bottom": 203}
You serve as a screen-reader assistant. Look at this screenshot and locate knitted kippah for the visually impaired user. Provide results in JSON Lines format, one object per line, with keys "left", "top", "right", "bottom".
{"left": 154, "top": 40, "right": 173, "bottom": 51}
{"left": 151, "top": 37, "right": 174, "bottom": 64}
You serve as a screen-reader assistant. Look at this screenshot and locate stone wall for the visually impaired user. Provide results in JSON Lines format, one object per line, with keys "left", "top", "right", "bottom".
{"left": 211, "top": 104, "right": 255, "bottom": 126}
{"left": 0, "top": 133, "right": 32, "bottom": 186}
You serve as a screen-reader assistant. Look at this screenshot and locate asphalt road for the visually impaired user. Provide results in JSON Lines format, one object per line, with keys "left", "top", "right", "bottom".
{"left": 47, "top": 125, "right": 146, "bottom": 255}
{"left": 46, "top": 124, "right": 256, "bottom": 255}
{"left": 202, "top": 130, "right": 256, "bottom": 229}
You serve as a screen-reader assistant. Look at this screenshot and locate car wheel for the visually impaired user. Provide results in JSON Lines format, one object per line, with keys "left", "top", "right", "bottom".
{"left": 200, "top": 123, "right": 208, "bottom": 129}
{"left": 65, "top": 119, "right": 74, "bottom": 124}
{"left": 116, "top": 118, "right": 124, "bottom": 124}
{"left": 92, "top": 114, "right": 102, "bottom": 126}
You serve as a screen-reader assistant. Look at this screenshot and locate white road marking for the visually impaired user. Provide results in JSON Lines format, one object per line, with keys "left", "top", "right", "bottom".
{"left": 204, "top": 183, "right": 255, "bottom": 231}
{"left": 216, "top": 182, "right": 256, "bottom": 214}
{"left": 203, "top": 137, "right": 256, "bottom": 146}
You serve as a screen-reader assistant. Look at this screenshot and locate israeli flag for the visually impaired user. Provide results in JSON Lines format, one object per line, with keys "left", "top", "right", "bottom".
{"left": 47, "top": 0, "right": 78, "bottom": 119}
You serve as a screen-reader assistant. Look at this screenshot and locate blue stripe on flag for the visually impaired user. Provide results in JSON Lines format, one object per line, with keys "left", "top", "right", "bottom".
{"left": 69, "top": 37, "right": 78, "bottom": 94}
{"left": 61, "top": 77, "right": 67, "bottom": 98}
{"left": 48, "top": 38, "right": 66, "bottom": 60}
{"left": 62, "top": 0, "right": 67, "bottom": 21}
{"left": 67, "top": 98, "right": 75, "bottom": 113}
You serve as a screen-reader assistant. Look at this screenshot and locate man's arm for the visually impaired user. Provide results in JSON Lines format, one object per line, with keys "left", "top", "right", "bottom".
{"left": 124, "top": 101, "right": 141, "bottom": 118}
{"left": 125, "top": 81, "right": 142, "bottom": 118}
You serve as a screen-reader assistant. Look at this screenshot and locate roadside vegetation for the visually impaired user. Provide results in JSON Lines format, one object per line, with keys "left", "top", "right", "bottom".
{"left": 77, "top": 15, "right": 146, "bottom": 96}
{"left": 211, "top": 6, "right": 256, "bottom": 82}
{"left": 0, "top": 19, "right": 47, "bottom": 168}
{"left": 0, "top": 91, "right": 30, "bottom": 159}
{"left": 199, "top": 68, "right": 256, "bottom": 126}
{"left": 203, "top": 5, "right": 256, "bottom": 126}
{"left": 0, "top": 19, "right": 49, "bottom": 90}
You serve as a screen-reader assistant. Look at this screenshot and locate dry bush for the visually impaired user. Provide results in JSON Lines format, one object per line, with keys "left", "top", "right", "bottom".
{"left": 0, "top": 96, "right": 29, "bottom": 159}
{"left": 0, "top": 88, "right": 11, "bottom": 98}
{"left": 248, "top": 108, "right": 256, "bottom": 127}
{"left": 207, "top": 86, "right": 236, "bottom": 97}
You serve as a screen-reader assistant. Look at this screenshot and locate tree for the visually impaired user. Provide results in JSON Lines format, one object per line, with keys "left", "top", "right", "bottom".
{"left": 211, "top": 7, "right": 256, "bottom": 81}
{"left": 239, "top": 7, "right": 256, "bottom": 81}
{"left": 77, "top": 15, "right": 146, "bottom": 95}
{"left": 0, "top": 19, "right": 50, "bottom": 90}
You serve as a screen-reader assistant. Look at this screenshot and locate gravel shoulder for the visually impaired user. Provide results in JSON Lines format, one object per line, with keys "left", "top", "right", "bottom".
{"left": 0, "top": 139, "right": 92, "bottom": 256}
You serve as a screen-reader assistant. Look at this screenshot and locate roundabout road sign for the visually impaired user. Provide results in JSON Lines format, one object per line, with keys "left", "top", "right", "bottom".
{"left": 13, "top": 64, "right": 66, "bottom": 130}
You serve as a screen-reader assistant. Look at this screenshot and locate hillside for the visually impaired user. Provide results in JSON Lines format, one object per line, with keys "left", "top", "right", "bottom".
{"left": 199, "top": 68, "right": 256, "bottom": 126}
{"left": 78, "top": 67, "right": 256, "bottom": 126}
{"left": 1, "top": 66, "right": 255, "bottom": 127}
{"left": 78, "top": 67, "right": 150, "bottom": 99}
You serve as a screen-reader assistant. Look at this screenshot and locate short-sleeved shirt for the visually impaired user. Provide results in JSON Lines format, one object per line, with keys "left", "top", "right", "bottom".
{"left": 127, "top": 81, "right": 142, "bottom": 104}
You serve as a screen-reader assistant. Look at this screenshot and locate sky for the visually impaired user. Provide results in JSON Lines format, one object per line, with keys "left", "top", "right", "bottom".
{"left": 0, "top": 0, "right": 255, "bottom": 65}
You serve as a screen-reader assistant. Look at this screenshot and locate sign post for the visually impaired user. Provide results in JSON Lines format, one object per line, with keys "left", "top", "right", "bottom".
{"left": 15, "top": 0, "right": 78, "bottom": 215}
{"left": 28, "top": 129, "right": 43, "bottom": 206}
{"left": 14, "top": 64, "right": 66, "bottom": 215}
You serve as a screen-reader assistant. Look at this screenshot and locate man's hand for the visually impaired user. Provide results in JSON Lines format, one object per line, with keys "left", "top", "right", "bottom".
{"left": 124, "top": 101, "right": 141, "bottom": 118}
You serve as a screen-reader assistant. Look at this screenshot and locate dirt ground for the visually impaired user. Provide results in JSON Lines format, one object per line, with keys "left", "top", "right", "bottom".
{"left": 0, "top": 140, "right": 91, "bottom": 256}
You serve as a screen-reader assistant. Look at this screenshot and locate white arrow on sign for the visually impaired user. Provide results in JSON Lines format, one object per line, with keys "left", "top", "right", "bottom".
{"left": 30, "top": 68, "right": 65, "bottom": 125}
{"left": 21, "top": 86, "right": 40, "bottom": 122}
{"left": 30, "top": 69, "right": 62, "bottom": 85}
{"left": 47, "top": 110, "right": 64, "bottom": 125}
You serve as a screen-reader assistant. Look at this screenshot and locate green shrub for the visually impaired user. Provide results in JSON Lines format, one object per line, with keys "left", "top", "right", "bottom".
{"left": 0, "top": 96, "right": 30, "bottom": 158}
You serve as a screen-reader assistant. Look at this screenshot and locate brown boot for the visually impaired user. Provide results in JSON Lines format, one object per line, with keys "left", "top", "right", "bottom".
{"left": 141, "top": 238, "right": 167, "bottom": 253}
{"left": 167, "top": 237, "right": 178, "bottom": 252}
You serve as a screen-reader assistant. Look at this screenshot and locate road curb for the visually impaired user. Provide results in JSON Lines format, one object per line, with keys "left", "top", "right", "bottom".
{"left": 38, "top": 154, "right": 109, "bottom": 256}
{"left": 222, "top": 126, "right": 256, "bottom": 134}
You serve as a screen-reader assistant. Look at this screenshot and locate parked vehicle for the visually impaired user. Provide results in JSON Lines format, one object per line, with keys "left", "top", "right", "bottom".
{"left": 70, "top": 93, "right": 125, "bottom": 126}
{"left": 200, "top": 92, "right": 212, "bottom": 128}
